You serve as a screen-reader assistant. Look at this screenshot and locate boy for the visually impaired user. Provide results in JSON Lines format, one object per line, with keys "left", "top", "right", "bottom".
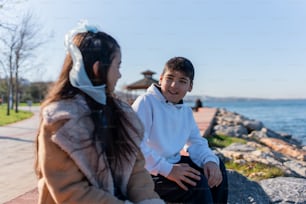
{"left": 132, "top": 57, "right": 228, "bottom": 203}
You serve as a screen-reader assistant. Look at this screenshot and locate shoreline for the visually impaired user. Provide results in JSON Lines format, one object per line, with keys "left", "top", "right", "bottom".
{"left": 209, "top": 107, "right": 306, "bottom": 203}
{"left": 195, "top": 98, "right": 306, "bottom": 146}
{"left": 211, "top": 107, "right": 305, "bottom": 177}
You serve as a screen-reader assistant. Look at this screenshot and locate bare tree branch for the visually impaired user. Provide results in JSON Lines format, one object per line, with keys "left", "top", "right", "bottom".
{"left": 0, "top": 10, "right": 48, "bottom": 114}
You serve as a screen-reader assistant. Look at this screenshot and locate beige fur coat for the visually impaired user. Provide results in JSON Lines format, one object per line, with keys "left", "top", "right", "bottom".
{"left": 36, "top": 95, "right": 164, "bottom": 204}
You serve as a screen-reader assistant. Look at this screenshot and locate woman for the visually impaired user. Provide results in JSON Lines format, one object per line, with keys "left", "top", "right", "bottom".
{"left": 34, "top": 21, "right": 164, "bottom": 204}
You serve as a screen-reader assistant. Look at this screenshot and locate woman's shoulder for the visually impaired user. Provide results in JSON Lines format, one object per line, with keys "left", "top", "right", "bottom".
{"left": 42, "top": 95, "right": 90, "bottom": 125}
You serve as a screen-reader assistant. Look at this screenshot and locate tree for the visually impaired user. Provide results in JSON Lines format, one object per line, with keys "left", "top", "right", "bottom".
{"left": 0, "top": 28, "right": 16, "bottom": 115}
{"left": 24, "top": 81, "right": 52, "bottom": 103}
{"left": 13, "top": 13, "right": 46, "bottom": 112}
{"left": 0, "top": 73, "right": 8, "bottom": 104}
{"left": 0, "top": 12, "right": 47, "bottom": 115}
{"left": 0, "top": 0, "right": 16, "bottom": 112}
{"left": 0, "top": 0, "right": 23, "bottom": 31}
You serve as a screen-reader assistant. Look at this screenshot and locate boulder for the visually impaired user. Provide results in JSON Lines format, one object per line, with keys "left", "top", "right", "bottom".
{"left": 243, "top": 120, "right": 264, "bottom": 131}
{"left": 214, "top": 125, "right": 248, "bottom": 137}
{"left": 259, "top": 177, "right": 306, "bottom": 204}
{"left": 227, "top": 170, "right": 270, "bottom": 204}
{"left": 260, "top": 137, "right": 306, "bottom": 161}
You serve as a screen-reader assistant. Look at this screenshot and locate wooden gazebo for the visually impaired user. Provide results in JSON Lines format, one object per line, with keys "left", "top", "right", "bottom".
{"left": 125, "top": 70, "right": 158, "bottom": 90}
{"left": 124, "top": 70, "right": 158, "bottom": 104}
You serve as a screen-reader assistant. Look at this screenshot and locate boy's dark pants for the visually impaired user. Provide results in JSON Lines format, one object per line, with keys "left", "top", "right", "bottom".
{"left": 152, "top": 156, "right": 228, "bottom": 204}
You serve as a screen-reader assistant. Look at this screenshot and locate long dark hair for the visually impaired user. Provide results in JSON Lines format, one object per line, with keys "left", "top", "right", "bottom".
{"left": 36, "top": 31, "right": 138, "bottom": 175}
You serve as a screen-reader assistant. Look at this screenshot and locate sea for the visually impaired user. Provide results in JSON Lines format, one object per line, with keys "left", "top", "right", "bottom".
{"left": 186, "top": 98, "right": 306, "bottom": 146}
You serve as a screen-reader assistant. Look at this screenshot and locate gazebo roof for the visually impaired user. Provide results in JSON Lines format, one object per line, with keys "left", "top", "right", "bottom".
{"left": 125, "top": 78, "right": 158, "bottom": 90}
{"left": 125, "top": 70, "right": 158, "bottom": 90}
{"left": 141, "top": 70, "right": 156, "bottom": 75}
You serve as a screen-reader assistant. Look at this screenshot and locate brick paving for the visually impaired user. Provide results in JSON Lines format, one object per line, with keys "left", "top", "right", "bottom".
{"left": 0, "top": 106, "right": 39, "bottom": 204}
{"left": 193, "top": 107, "right": 217, "bottom": 137}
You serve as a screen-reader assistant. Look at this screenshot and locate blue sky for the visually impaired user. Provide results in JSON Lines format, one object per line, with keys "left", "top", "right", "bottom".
{"left": 11, "top": 0, "right": 306, "bottom": 98}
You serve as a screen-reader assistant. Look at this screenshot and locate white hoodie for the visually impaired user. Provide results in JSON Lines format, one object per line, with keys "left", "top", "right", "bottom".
{"left": 132, "top": 84, "right": 219, "bottom": 177}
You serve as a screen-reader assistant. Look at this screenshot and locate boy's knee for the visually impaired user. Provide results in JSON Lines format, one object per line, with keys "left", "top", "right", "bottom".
{"left": 195, "top": 174, "right": 210, "bottom": 190}
{"left": 218, "top": 158, "right": 227, "bottom": 173}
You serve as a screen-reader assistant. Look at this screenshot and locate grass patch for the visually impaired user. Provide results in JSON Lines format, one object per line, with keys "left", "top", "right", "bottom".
{"left": 225, "top": 160, "right": 285, "bottom": 181}
{"left": 207, "top": 134, "right": 247, "bottom": 148}
{"left": 0, "top": 105, "right": 33, "bottom": 126}
{"left": 207, "top": 134, "right": 284, "bottom": 180}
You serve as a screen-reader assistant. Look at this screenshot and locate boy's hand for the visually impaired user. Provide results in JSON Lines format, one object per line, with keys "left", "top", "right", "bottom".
{"left": 166, "top": 163, "right": 201, "bottom": 191}
{"left": 203, "top": 161, "right": 223, "bottom": 188}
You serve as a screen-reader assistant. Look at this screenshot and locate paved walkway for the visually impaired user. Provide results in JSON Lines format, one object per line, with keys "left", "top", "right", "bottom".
{"left": 193, "top": 107, "right": 217, "bottom": 137}
{"left": 1, "top": 107, "right": 217, "bottom": 203}
{"left": 0, "top": 106, "right": 40, "bottom": 203}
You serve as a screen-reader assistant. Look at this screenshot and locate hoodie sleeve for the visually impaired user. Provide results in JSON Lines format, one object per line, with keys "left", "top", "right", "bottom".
{"left": 132, "top": 96, "right": 173, "bottom": 177}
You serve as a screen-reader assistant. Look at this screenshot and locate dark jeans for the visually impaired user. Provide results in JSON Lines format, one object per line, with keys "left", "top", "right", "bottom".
{"left": 152, "top": 156, "right": 228, "bottom": 204}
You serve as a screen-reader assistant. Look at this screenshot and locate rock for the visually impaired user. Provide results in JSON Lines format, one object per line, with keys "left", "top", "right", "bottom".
{"left": 228, "top": 171, "right": 306, "bottom": 204}
{"left": 227, "top": 170, "right": 270, "bottom": 204}
{"left": 223, "top": 143, "right": 256, "bottom": 152}
{"left": 279, "top": 132, "right": 292, "bottom": 139}
{"left": 263, "top": 128, "right": 302, "bottom": 146}
{"left": 214, "top": 125, "right": 248, "bottom": 137}
{"left": 248, "top": 129, "right": 268, "bottom": 139}
{"left": 211, "top": 108, "right": 306, "bottom": 203}
{"left": 259, "top": 177, "right": 306, "bottom": 204}
{"left": 260, "top": 137, "right": 306, "bottom": 161}
{"left": 243, "top": 120, "right": 264, "bottom": 131}
{"left": 283, "top": 160, "right": 306, "bottom": 177}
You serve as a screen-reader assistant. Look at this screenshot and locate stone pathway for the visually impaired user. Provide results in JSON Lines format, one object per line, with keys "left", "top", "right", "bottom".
{"left": 0, "top": 106, "right": 39, "bottom": 204}
{"left": 192, "top": 107, "right": 217, "bottom": 137}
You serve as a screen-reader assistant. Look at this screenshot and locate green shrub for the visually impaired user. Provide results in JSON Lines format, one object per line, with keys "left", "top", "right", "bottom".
{"left": 207, "top": 134, "right": 246, "bottom": 148}
{"left": 225, "top": 160, "right": 285, "bottom": 181}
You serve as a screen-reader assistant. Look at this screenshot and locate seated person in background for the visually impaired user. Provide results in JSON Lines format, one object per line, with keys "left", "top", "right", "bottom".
{"left": 132, "top": 56, "right": 228, "bottom": 204}
{"left": 193, "top": 98, "right": 203, "bottom": 112}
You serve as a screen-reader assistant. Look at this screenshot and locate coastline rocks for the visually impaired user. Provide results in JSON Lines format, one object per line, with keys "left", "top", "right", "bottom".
{"left": 259, "top": 177, "right": 306, "bottom": 204}
{"left": 260, "top": 137, "right": 306, "bottom": 161}
{"left": 227, "top": 170, "right": 270, "bottom": 204}
{"left": 218, "top": 142, "right": 305, "bottom": 178}
{"left": 215, "top": 108, "right": 263, "bottom": 133}
{"left": 213, "top": 108, "right": 306, "bottom": 178}
{"left": 213, "top": 108, "right": 303, "bottom": 146}
{"left": 214, "top": 124, "right": 248, "bottom": 137}
{"left": 210, "top": 108, "right": 306, "bottom": 203}
{"left": 227, "top": 172, "right": 306, "bottom": 204}
{"left": 243, "top": 120, "right": 263, "bottom": 131}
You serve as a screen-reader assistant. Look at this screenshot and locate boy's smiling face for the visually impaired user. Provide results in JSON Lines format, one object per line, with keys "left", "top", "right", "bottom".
{"left": 159, "top": 70, "right": 193, "bottom": 104}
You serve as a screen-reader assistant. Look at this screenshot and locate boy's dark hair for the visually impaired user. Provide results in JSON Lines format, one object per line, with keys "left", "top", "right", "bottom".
{"left": 162, "top": 57, "right": 194, "bottom": 82}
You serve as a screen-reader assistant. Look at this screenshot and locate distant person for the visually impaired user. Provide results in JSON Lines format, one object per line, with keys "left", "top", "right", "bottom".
{"left": 34, "top": 21, "right": 164, "bottom": 204}
{"left": 193, "top": 98, "right": 203, "bottom": 112}
{"left": 132, "top": 56, "right": 228, "bottom": 204}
